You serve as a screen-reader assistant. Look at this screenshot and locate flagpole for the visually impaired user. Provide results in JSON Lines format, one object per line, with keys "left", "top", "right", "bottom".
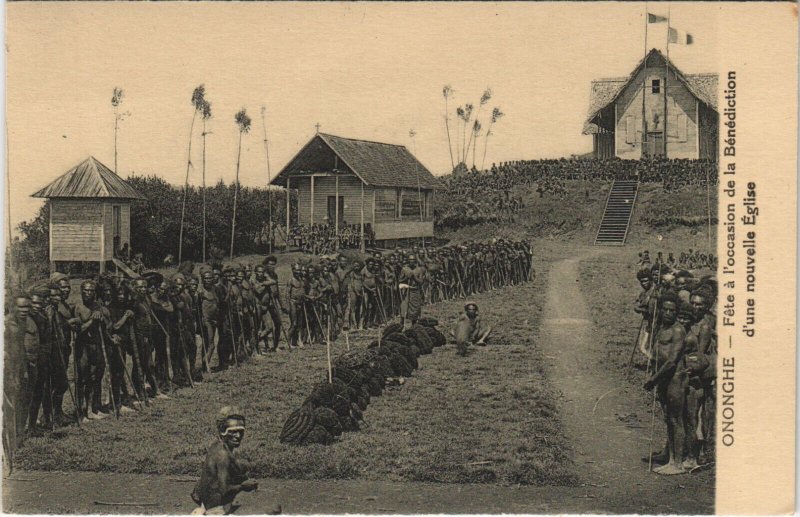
{"left": 642, "top": 2, "right": 648, "bottom": 159}
{"left": 664, "top": 2, "right": 671, "bottom": 159}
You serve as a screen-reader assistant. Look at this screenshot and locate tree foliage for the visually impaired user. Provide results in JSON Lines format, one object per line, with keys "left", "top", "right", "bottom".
{"left": 9, "top": 176, "right": 295, "bottom": 277}
{"left": 128, "top": 175, "right": 292, "bottom": 265}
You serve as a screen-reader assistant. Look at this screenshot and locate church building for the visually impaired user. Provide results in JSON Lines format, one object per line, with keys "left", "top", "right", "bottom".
{"left": 583, "top": 48, "right": 718, "bottom": 160}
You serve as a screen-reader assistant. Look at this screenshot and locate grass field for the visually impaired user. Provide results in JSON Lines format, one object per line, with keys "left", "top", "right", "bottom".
{"left": 16, "top": 260, "right": 578, "bottom": 487}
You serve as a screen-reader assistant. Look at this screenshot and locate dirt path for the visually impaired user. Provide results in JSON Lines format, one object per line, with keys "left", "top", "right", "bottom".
{"left": 537, "top": 247, "right": 713, "bottom": 514}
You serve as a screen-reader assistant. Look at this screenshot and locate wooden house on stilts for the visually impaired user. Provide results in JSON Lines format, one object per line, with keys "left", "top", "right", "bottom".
{"left": 32, "top": 156, "right": 146, "bottom": 274}
{"left": 272, "top": 133, "right": 441, "bottom": 248}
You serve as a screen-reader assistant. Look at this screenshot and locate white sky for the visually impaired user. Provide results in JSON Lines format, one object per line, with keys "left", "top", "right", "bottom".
{"left": 5, "top": 2, "right": 720, "bottom": 230}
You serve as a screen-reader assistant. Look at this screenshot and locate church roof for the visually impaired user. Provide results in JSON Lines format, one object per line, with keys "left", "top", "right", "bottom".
{"left": 272, "top": 133, "right": 441, "bottom": 190}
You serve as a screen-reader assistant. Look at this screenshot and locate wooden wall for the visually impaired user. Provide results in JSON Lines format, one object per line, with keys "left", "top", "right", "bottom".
{"left": 593, "top": 132, "right": 615, "bottom": 159}
{"left": 292, "top": 174, "right": 435, "bottom": 238}
{"left": 50, "top": 199, "right": 132, "bottom": 263}
{"left": 374, "top": 220, "right": 434, "bottom": 240}
{"left": 50, "top": 199, "right": 104, "bottom": 261}
{"left": 614, "top": 56, "right": 700, "bottom": 159}
{"left": 295, "top": 174, "right": 373, "bottom": 226}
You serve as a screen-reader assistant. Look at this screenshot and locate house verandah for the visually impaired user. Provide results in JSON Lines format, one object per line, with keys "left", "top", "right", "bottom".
{"left": 272, "top": 133, "right": 440, "bottom": 249}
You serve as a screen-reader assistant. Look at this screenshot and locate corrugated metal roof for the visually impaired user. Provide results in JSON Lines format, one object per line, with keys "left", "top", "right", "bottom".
{"left": 583, "top": 49, "right": 718, "bottom": 135}
{"left": 31, "top": 156, "right": 145, "bottom": 200}
{"left": 272, "top": 133, "right": 442, "bottom": 190}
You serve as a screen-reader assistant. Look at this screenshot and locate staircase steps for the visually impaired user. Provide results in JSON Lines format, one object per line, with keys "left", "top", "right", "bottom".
{"left": 593, "top": 180, "right": 639, "bottom": 246}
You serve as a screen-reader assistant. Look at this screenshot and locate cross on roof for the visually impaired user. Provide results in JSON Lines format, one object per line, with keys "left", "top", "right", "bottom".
{"left": 315, "top": 123, "right": 321, "bottom": 134}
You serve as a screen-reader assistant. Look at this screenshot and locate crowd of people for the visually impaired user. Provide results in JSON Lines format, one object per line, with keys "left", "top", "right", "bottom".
{"left": 283, "top": 239, "right": 533, "bottom": 348}
{"left": 436, "top": 157, "right": 717, "bottom": 228}
{"left": 2, "top": 238, "right": 533, "bottom": 452}
{"left": 289, "top": 224, "right": 374, "bottom": 255}
{"left": 637, "top": 249, "right": 718, "bottom": 271}
{"left": 632, "top": 257, "right": 718, "bottom": 475}
{"left": 483, "top": 157, "right": 718, "bottom": 188}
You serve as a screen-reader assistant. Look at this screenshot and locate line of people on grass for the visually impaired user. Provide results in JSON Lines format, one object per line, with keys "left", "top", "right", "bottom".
{"left": 636, "top": 249, "right": 718, "bottom": 271}
{"left": 283, "top": 239, "right": 532, "bottom": 349}
{"left": 2, "top": 238, "right": 533, "bottom": 454}
{"left": 633, "top": 259, "right": 718, "bottom": 475}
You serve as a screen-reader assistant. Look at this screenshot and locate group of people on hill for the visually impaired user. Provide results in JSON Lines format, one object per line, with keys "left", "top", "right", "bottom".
{"left": 437, "top": 157, "right": 717, "bottom": 228}
{"left": 484, "top": 156, "right": 718, "bottom": 187}
{"left": 289, "top": 224, "right": 374, "bottom": 255}
{"left": 637, "top": 249, "right": 718, "bottom": 271}
{"left": 2, "top": 238, "right": 533, "bottom": 451}
{"left": 633, "top": 257, "right": 718, "bottom": 475}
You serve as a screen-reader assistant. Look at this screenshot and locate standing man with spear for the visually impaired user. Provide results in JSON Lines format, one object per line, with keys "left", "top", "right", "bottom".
{"left": 47, "top": 285, "right": 81, "bottom": 426}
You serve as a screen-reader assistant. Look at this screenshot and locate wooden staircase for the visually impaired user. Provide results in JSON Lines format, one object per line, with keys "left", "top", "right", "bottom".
{"left": 594, "top": 180, "right": 639, "bottom": 246}
{"left": 111, "top": 257, "right": 139, "bottom": 278}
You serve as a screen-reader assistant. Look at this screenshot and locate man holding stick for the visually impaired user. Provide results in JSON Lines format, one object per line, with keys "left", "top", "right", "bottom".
{"left": 73, "top": 280, "right": 110, "bottom": 421}
{"left": 643, "top": 292, "right": 688, "bottom": 475}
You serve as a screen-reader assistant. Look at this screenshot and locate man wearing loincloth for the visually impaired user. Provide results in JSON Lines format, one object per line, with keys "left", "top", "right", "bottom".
{"left": 453, "top": 303, "right": 492, "bottom": 356}
{"left": 191, "top": 406, "right": 277, "bottom": 515}
{"left": 399, "top": 255, "right": 425, "bottom": 330}
{"left": 643, "top": 292, "right": 688, "bottom": 475}
{"left": 633, "top": 268, "right": 655, "bottom": 360}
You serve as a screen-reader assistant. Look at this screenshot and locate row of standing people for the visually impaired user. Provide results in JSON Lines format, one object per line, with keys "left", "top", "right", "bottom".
{"left": 633, "top": 262, "right": 718, "bottom": 476}
{"left": 637, "top": 249, "right": 718, "bottom": 272}
{"left": 282, "top": 239, "right": 534, "bottom": 348}
{"left": 2, "top": 239, "right": 534, "bottom": 454}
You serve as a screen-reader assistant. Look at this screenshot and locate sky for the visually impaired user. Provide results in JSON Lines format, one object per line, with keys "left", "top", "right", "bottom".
{"left": 5, "top": 2, "right": 721, "bottom": 231}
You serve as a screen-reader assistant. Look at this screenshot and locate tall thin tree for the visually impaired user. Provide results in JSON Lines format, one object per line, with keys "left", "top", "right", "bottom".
{"left": 409, "top": 129, "right": 425, "bottom": 249}
{"left": 111, "top": 88, "right": 125, "bottom": 174}
{"left": 200, "top": 99, "right": 212, "bottom": 263}
{"left": 455, "top": 106, "right": 466, "bottom": 166}
{"left": 464, "top": 88, "right": 491, "bottom": 164}
{"left": 178, "top": 85, "right": 206, "bottom": 263}
{"left": 458, "top": 104, "right": 473, "bottom": 167}
{"left": 230, "top": 108, "right": 252, "bottom": 259}
{"left": 260, "top": 106, "right": 274, "bottom": 253}
{"left": 471, "top": 120, "right": 482, "bottom": 169}
{"left": 481, "top": 107, "right": 504, "bottom": 170}
{"left": 442, "top": 85, "right": 456, "bottom": 171}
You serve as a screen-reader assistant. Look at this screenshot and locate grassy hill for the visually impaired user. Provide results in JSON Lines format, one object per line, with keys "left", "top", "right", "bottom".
{"left": 438, "top": 180, "right": 718, "bottom": 250}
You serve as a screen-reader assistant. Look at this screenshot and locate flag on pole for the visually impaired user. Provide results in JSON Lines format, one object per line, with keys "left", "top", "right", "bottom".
{"left": 668, "top": 27, "right": 694, "bottom": 45}
{"left": 648, "top": 13, "right": 668, "bottom": 23}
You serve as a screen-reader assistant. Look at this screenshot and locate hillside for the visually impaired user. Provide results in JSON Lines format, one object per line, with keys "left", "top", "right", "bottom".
{"left": 438, "top": 180, "right": 718, "bottom": 249}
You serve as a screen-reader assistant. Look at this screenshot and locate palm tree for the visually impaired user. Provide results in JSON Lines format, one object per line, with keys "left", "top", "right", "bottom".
{"left": 200, "top": 99, "right": 212, "bottom": 262}
{"left": 455, "top": 106, "right": 466, "bottom": 167}
{"left": 471, "top": 120, "right": 482, "bottom": 169}
{"left": 178, "top": 85, "right": 206, "bottom": 263}
{"left": 260, "top": 107, "right": 274, "bottom": 253}
{"left": 481, "top": 107, "right": 504, "bottom": 170}
{"left": 458, "top": 104, "right": 473, "bottom": 167}
{"left": 464, "top": 88, "right": 491, "bottom": 165}
{"left": 442, "top": 85, "right": 455, "bottom": 170}
{"left": 111, "top": 88, "right": 125, "bottom": 174}
{"left": 230, "top": 108, "right": 252, "bottom": 259}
